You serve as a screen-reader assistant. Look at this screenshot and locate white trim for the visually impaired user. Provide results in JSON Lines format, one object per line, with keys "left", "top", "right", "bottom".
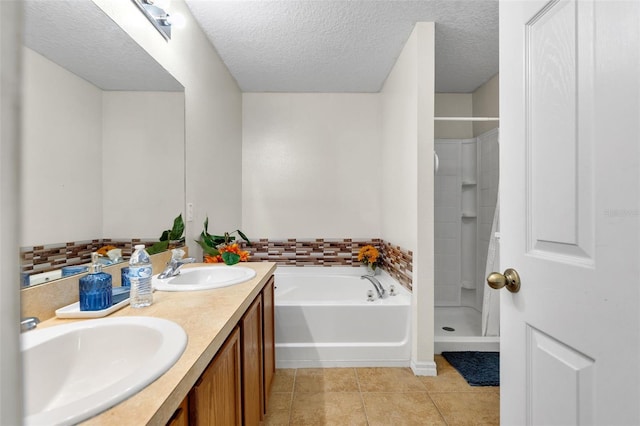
{"left": 276, "top": 359, "right": 411, "bottom": 369}
{"left": 410, "top": 359, "right": 437, "bottom": 376}
{"left": 434, "top": 339, "right": 500, "bottom": 354}
{"left": 0, "top": 2, "right": 23, "bottom": 423}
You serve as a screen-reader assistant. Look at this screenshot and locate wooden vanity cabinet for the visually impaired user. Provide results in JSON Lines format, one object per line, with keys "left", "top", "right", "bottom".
{"left": 189, "top": 326, "right": 242, "bottom": 426}
{"left": 241, "top": 296, "right": 264, "bottom": 425}
{"left": 262, "top": 276, "right": 275, "bottom": 414}
{"left": 241, "top": 275, "right": 276, "bottom": 424}
{"left": 175, "top": 274, "right": 275, "bottom": 426}
{"left": 167, "top": 396, "right": 189, "bottom": 426}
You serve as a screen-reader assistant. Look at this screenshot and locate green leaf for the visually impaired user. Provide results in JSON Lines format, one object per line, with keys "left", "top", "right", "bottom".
{"left": 168, "top": 214, "right": 185, "bottom": 241}
{"left": 210, "top": 235, "right": 228, "bottom": 246}
{"left": 204, "top": 216, "right": 209, "bottom": 233}
{"left": 221, "top": 251, "right": 240, "bottom": 265}
{"left": 236, "top": 230, "right": 252, "bottom": 246}
{"left": 199, "top": 231, "right": 218, "bottom": 248}
{"left": 204, "top": 246, "right": 220, "bottom": 257}
{"left": 147, "top": 240, "right": 169, "bottom": 255}
{"left": 159, "top": 230, "right": 170, "bottom": 242}
{"left": 195, "top": 239, "right": 220, "bottom": 256}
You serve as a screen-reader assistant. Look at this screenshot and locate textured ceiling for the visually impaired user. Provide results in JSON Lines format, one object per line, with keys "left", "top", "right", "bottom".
{"left": 24, "top": 0, "right": 183, "bottom": 91}
{"left": 184, "top": 0, "right": 499, "bottom": 93}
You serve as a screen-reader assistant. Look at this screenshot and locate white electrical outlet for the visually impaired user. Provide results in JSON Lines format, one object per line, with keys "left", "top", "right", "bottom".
{"left": 186, "top": 203, "right": 194, "bottom": 222}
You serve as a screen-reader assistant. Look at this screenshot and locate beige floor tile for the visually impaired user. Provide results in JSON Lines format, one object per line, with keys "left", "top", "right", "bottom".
{"left": 264, "top": 392, "right": 293, "bottom": 426}
{"left": 429, "top": 391, "right": 500, "bottom": 426}
{"left": 272, "top": 369, "right": 296, "bottom": 393}
{"left": 290, "top": 392, "right": 367, "bottom": 426}
{"left": 295, "top": 368, "right": 359, "bottom": 393}
{"left": 264, "top": 366, "right": 500, "bottom": 425}
{"left": 434, "top": 354, "right": 455, "bottom": 371}
{"left": 356, "top": 367, "right": 426, "bottom": 392}
{"left": 362, "top": 392, "right": 447, "bottom": 425}
{"left": 264, "top": 412, "right": 291, "bottom": 426}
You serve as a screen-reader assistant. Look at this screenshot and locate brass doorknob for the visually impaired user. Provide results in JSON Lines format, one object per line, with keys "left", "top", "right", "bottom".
{"left": 487, "top": 268, "right": 521, "bottom": 293}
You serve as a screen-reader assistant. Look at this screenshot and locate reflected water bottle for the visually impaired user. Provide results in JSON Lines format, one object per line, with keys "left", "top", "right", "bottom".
{"left": 129, "top": 244, "right": 153, "bottom": 308}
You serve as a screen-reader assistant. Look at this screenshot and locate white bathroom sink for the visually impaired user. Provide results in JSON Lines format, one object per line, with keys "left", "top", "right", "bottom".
{"left": 21, "top": 316, "right": 187, "bottom": 426}
{"left": 153, "top": 265, "right": 257, "bottom": 292}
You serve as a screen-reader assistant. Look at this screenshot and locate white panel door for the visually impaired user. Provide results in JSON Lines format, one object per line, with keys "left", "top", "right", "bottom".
{"left": 500, "top": 0, "right": 640, "bottom": 424}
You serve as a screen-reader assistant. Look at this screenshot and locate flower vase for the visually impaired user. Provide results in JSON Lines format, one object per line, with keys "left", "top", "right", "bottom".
{"left": 365, "top": 264, "right": 379, "bottom": 276}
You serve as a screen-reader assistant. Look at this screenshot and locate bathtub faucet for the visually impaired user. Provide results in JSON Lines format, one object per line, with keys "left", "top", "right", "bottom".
{"left": 158, "top": 257, "right": 196, "bottom": 279}
{"left": 361, "top": 275, "right": 386, "bottom": 299}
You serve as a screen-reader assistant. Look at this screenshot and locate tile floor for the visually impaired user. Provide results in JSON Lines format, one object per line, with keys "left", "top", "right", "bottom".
{"left": 263, "top": 355, "right": 500, "bottom": 425}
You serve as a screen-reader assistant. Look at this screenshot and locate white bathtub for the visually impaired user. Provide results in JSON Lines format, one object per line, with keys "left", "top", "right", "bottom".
{"left": 274, "top": 267, "right": 411, "bottom": 368}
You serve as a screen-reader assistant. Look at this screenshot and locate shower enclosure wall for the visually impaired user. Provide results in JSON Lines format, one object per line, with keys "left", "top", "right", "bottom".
{"left": 434, "top": 128, "right": 500, "bottom": 353}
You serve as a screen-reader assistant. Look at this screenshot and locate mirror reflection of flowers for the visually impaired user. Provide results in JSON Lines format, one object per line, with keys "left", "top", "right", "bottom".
{"left": 147, "top": 214, "right": 186, "bottom": 255}
{"left": 96, "top": 245, "right": 117, "bottom": 256}
{"left": 358, "top": 245, "right": 380, "bottom": 271}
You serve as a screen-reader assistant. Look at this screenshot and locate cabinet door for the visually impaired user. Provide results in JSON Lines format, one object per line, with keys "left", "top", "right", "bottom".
{"left": 190, "top": 326, "right": 242, "bottom": 426}
{"left": 167, "top": 396, "right": 189, "bottom": 426}
{"left": 241, "top": 296, "right": 263, "bottom": 426}
{"left": 262, "top": 276, "right": 275, "bottom": 413}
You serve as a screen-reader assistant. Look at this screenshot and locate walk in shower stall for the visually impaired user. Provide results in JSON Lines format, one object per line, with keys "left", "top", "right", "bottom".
{"left": 434, "top": 127, "right": 500, "bottom": 353}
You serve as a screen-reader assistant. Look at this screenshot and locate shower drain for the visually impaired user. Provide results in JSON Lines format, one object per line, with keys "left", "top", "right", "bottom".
{"left": 442, "top": 326, "right": 456, "bottom": 332}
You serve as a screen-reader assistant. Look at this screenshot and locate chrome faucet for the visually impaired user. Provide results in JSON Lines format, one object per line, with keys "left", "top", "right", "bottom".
{"left": 361, "top": 275, "right": 386, "bottom": 299}
{"left": 21, "top": 317, "right": 40, "bottom": 332}
{"left": 157, "top": 257, "right": 196, "bottom": 279}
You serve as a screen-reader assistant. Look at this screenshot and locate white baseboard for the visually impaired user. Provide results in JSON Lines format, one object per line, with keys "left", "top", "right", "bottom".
{"left": 410, "top": 359, "right": 437, "bottom": 376}
{"left": 276, "top": 359, "right": 410, "bottom": 369}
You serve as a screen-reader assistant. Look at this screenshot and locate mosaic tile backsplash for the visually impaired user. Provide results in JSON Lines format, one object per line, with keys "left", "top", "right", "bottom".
{"left": 20, "top": 238, "right": 157, "bottom": 275}
{"left": 244, "top": 238, "right": 413, "bottom": 290}
{"left": 379, "top": 241, "right": 414, "bottom": 291}
{"left": 22, "top": 237, "right": 414, "bottom": 291}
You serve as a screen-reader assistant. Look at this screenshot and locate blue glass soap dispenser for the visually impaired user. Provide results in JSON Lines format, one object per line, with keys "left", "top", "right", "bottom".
{"left": 79, "top": 252, "right": 113, "bottom": 311}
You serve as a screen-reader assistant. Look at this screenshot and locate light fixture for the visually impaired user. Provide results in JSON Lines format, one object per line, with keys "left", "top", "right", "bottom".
{"left": 132, "top": 0, "right": 172, "bottom": 41}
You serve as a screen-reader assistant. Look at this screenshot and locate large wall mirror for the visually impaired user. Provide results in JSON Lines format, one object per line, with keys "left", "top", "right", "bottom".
{"left": 21, "top": 0, "right": 185, "bottom": 288}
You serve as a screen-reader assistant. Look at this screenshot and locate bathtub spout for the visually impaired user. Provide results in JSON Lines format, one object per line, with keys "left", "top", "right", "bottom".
{"left": 361, "top": 275, "right": 386, "bottom": 299}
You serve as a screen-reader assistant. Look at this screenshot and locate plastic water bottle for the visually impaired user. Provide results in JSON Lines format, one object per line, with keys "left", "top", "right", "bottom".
{"left": 129, "top": 244, "right": 153, "bottom": 308}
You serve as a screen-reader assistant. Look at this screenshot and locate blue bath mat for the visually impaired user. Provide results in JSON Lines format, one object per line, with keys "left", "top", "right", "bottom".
{"left": 441, "top": 351, "right": 499, "bottom": 386}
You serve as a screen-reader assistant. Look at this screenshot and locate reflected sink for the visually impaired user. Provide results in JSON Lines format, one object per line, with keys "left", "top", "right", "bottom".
{"left": 153, "top": 265, "right": 257, "bottom": 292}
{"left": 22, "top": 316, "right": 187, "bottom": 426}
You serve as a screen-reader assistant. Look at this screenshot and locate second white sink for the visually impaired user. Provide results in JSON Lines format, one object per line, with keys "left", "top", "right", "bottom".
{"left": 153, "top": 265, "right": 257, "bottom": 292}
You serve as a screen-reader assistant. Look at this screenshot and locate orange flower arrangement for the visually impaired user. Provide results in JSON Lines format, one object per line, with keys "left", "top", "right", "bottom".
{"left": 358, "top": 245, "right": 380, "bottom": 269}
{"left": 197, "top": 217, "right": 252, "bottom": 265}
{"left": 204, "top": 243, "right": 249, "bottom": 264}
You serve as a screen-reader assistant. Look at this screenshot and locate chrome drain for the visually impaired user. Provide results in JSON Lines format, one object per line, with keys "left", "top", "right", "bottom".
{"left": 442, "top": 326, "right": 455, "bottom": 332}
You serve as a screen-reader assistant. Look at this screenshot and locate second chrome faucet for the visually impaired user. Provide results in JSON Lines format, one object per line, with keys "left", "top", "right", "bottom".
{"left": 157, "top": 257, "right": 196, "bottom": 279}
